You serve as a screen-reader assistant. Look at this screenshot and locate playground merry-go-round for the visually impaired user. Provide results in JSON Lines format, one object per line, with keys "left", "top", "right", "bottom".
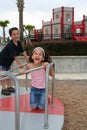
{"left": 0, "top": 63, "right": 64, "bottom": 130}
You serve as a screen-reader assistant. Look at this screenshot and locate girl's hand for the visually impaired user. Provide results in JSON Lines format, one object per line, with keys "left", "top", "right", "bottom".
{"left": 43, "top": 62, "right": 49, "bottom": 69}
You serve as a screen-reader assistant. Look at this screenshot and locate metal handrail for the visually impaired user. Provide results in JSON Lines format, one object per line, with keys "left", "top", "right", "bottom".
{"left": 8, "top": 63, "right": 27, "bottom": 72}
{"left": 0, "top": 63, "right": 27, "bottom": 81}
{"left": 44, "top": 62, "right": 55, "bottom": 129}
{"left": 17, "top": 66, "right": 44, "bottom": 76}
{"left": 51, "top": 76, "right": 55, "bottom": 106}
{"left": 0, "top": 72, "right": 20, "bottom": 130}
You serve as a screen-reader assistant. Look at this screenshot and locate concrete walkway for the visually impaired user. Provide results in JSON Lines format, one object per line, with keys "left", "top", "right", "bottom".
{"left": 17, "top": 73, "right": 87, "bottom": 80}
{"left": 55, "top": 73, "right": 87, "bottom": 80}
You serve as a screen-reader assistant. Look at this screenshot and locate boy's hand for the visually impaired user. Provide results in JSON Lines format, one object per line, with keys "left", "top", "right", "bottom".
{"left": 19, "top": 68, "right": 25, "bottom": 75}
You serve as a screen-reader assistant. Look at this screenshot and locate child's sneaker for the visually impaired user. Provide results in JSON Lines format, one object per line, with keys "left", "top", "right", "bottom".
{"left": 1, "top": 89, "right": 11, "bottom": 95}
{"left": 7, "top": 87, "right": 15, "bottom": 93}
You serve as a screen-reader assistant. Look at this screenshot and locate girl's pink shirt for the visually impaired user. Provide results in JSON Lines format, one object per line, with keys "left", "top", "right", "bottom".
{"left": 30, "top": 68, "right": 46, "bottom": 89}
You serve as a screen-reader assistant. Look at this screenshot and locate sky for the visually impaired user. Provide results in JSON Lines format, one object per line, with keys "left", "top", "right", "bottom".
{"left": 0, "top": 0, "right": 87, "bottom": 37}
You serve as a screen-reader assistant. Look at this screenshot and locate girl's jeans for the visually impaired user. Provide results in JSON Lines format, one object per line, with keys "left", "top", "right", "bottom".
{"left": 30, "top": 86, "right": 45, "bottom": 110}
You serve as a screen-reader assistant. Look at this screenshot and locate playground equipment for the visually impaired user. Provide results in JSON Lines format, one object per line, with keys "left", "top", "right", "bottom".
{"left": 0, "top": 63, "right": 64, "bottom": 130}
{"left": 74, "top": 35, "right": 87, "bottom": 41}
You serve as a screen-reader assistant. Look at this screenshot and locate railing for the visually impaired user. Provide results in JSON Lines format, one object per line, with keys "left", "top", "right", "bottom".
{"left": 0, "top": 72, "right": 20, "bottom": 130}
{"left": 0, "top": 62, "right": 55, "bottom": 129}
{"left": 44, "top": 62, "right": 55, "bottom": 129}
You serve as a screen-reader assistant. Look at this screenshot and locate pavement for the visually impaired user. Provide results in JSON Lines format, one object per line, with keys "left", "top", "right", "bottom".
{"left": 17, "top": 73, "right": 87, "bottom": 80}
{"left": 55, "top": 73, "right": 87, "bottom": 80}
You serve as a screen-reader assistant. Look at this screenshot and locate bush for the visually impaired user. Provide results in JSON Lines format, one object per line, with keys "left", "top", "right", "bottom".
{"left": 24, "top": 41, "right": 87, "bottom": 56}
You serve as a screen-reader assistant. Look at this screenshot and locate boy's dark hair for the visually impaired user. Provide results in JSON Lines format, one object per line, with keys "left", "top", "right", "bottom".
{"left": 29, "top": 47, "right": 52, "bottom": 63}
{"left": 9, "top": 27, "right": 18, "bottom": 36}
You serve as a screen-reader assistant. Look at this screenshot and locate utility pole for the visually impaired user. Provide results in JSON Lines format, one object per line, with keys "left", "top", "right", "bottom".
{"left": 16, "top": 0, "right": 24, "bottom": 42}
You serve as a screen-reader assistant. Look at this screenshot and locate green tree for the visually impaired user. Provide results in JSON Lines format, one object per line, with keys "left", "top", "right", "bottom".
{"left": 24, "top": 24, "right": 35, "bottom": 45}
{"left": 0, "top": 20, "right": 10, "bottom": 42}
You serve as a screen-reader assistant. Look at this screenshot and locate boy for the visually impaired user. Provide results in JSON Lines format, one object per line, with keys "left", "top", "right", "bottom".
{"left": 0, "top": 27, "right": 29, "bottom": 95}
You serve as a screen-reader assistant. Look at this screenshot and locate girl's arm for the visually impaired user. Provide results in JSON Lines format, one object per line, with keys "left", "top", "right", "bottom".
{"left": 43, "top": 62, "right": 55, "bottom": 77}
{"left": 49, "top": 66, "right": 55, "bottom": 77}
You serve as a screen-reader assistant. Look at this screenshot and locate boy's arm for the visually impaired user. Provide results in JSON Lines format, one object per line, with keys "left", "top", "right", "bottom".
{"left": 26, "top": 63, "right": 31, "bottom": 70}
{"left": 19, "top": 63, "right": 31, "bottom": 75}
{"left": 14, "top": 51, "right": 29, "bottom": 68}
{"left": 22, "top": 51, "right": 29, "bottom": 64}
{"left": 14, "top": 56, "right": 25, "bottom": 74}
{"left": 14, "top": 56, "right": 23, "bottom": 68}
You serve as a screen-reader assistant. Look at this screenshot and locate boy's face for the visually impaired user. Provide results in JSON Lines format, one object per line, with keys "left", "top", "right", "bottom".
{"left": 11, "top": 29, "right": 20, "bottom": 43}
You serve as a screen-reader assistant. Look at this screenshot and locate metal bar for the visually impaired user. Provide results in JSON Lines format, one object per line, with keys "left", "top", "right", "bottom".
{"left": 0, "top": 72, "right": 20, "bottom": 130}
{"left": 17, "top": 66, "right": 44, "bottom": 75}
{"left": 8, "top": 63, "right": 27, "bottom": 72}
{"left": 25, "top": 74, "right": 28, "bottom": 90}
{"left": 51, "top": 76, "right": 55, "bottom": 106}
{"left": 51, "top": 64, "right": 55, "bottom": 106}
{"left": 44, "top": 62, "right": 55, "bottom": 129}
{"left": 44, "top": 66, "right": 49, "bottom": 129}
{"left": 0, "top": 63, "right": 27, "bottom": 81}
{"left": 0, "top": 66, "right": 44, "bottom": 83}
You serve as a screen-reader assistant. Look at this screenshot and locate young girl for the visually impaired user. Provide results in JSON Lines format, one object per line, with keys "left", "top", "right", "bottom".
{"left": 21, "top": 47, "right": 54, "bottom": 110}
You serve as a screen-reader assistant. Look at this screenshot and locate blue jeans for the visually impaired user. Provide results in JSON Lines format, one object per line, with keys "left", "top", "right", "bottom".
{"left": 30, "top": 86, "right": 45, "bottom": 110}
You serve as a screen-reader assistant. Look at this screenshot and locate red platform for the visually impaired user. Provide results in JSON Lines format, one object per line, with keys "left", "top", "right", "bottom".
{"left": 0, "top": 87, "right": 64, "bottom": 130}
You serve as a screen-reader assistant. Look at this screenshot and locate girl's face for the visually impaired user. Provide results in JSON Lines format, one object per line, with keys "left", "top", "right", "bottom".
{"left": 32, "top": 48, "right": 44, "bottom": 64}
{"left": 11, "top": 29, "right": 19, "bottom": 43}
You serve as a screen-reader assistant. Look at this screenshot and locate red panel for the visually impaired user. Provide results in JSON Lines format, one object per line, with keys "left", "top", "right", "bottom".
{"left": 0, "top": 94, "right": 64, "bottom": 115}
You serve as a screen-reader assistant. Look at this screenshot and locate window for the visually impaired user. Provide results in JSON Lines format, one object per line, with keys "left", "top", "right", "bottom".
{"left": 66, "top": 13, "right": 70, "bottom": 21}
{"left": 56, "top": 14, "right": 59, "bottom": 19}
